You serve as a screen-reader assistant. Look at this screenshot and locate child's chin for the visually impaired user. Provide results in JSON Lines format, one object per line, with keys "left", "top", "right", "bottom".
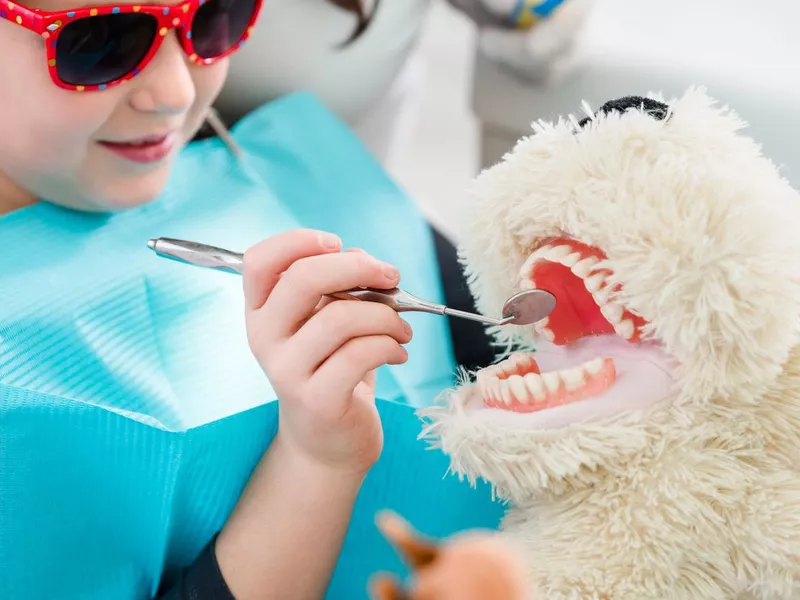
{"left": 85, "top": 166, "right": 173, "bottom": 213}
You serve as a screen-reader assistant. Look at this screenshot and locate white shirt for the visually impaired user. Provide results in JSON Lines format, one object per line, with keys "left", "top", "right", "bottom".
{"left": 215, "top": 0, "right": 433, "bottom": 126}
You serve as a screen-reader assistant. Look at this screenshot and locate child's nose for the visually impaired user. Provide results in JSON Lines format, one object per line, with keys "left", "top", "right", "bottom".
{"left": 127, "top": 33, "right": 197, "bottom": 116}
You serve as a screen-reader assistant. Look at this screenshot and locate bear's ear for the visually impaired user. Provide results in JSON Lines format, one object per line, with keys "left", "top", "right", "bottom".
{"left": 578, "top": 96, "right": 671, "bottom": 128}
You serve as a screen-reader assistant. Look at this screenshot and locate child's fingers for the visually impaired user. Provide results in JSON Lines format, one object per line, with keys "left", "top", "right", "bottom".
{"left": 305, "top": 335, "right": 408, "bottom": 407}
{"left": 257, "top": 251, "right": 400, "bottom": 345}
{"left": 242, "top": 229, "right": 342, "bottom": 311}
{"left": 285, "top": 301, "right": 412, "bottom": 377}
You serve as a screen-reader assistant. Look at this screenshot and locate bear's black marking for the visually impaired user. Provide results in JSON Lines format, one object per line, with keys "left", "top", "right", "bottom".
{"left": 578, "top": 96, "right": 670, "bottom": 128}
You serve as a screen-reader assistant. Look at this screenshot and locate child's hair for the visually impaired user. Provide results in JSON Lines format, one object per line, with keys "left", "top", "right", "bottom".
{"left": 327, "top": 0, "right": 379, "bottom": 45}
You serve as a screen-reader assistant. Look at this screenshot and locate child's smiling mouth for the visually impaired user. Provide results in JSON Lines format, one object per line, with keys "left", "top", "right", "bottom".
{"left": 98, "top": 132, "right": 177, "bottom": 164}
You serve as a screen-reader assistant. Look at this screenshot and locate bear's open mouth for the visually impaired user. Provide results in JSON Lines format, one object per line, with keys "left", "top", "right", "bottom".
{"left": 475, "top": 235, "right": 674, "bottom": 419}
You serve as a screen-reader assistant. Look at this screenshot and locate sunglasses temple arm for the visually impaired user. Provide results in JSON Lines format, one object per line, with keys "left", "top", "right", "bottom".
{"left": 204, "top": 107, "right": 274, "bottom": 189}
{"left": 205, "top": 107, "right": 243, "bottom": 158}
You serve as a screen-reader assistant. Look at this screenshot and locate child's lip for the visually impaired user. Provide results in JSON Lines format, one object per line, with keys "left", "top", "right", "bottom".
{"left": 100, "top": 131, "right": 176, "bottom": 145}
{"left": 98, "top": 133, "right": 177, "bottom": 164}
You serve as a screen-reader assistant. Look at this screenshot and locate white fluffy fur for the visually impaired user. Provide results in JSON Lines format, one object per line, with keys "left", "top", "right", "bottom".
{"left": 419, "top": 88, "right": 800, "bottom": 599}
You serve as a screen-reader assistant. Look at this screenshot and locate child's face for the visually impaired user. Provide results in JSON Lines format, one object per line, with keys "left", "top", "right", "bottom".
{"left": 0, "top": 0, "right": 229, "bottom": 213}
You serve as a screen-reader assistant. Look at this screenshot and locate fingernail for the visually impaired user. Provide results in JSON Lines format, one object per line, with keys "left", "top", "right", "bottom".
{"left": 402, "top": 321, "right": 413, "bottom": 338}
{"left": 345, "top": 247, "right": 366, "bottom": 253}
{"left": 382, "top": 262, "right": 399, "bottom": 281}
{"left": 319, "top": 233, "right": 341, "bottom": 250}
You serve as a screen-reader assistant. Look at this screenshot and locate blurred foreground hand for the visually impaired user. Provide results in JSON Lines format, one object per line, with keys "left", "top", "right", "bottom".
{"left": 369, "top": 511, "right": 528, "bottom": 600}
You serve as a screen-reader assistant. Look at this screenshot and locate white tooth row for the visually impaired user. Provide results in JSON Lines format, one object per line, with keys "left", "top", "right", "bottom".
{"left": 519, "top": 244, "right": 600, "bottom": 281}
{"left": 477, "top": 353, "right": 539, "bottom": 386}
{"left": 482, "top": 357, "right": 606, "bottom": 405}
{"left": 519, "top": 244, "right": 637, "bottom": 341}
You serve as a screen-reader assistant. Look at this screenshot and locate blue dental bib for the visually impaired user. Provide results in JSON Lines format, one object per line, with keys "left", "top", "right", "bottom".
{"left": 0, "top": 93, "right": 503, "bottom": 599}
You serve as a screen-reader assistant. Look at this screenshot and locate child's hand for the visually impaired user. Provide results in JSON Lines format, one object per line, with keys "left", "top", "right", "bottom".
{"left": 242, "top": 228, "right": 412, "bottom": 477}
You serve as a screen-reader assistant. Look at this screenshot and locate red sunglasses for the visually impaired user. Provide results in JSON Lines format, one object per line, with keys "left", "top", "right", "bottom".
{"left": 1, "top": 0, "right": 262, "bottom": 91}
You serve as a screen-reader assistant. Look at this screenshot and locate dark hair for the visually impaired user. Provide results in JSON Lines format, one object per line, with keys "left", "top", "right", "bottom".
{"left": 326, "top": 0, "right": 380, "bottom": 45}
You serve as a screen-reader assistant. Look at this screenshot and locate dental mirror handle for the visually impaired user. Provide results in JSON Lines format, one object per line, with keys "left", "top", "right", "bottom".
{"left": 147, "top": 238, "right": 515, "bottom": 326}
{"left": 147, "top": 238, "right": 245, "bottom": 275}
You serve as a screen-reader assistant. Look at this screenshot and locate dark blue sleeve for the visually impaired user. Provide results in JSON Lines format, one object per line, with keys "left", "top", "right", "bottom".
{"left": 430, "top": 225, "right": 496, "bottom": 370}
{"left": 155, "top": 535, "right": 236, "bottom": 600}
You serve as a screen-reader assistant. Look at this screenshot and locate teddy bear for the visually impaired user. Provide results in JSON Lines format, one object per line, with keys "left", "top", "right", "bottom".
{"left": 418, "top": 88, "right": 800, "bottom": 599}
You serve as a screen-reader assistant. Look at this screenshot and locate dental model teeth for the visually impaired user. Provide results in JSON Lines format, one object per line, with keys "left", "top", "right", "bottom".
{"left": 584, "top": 273, "right": 605, "bottom": 293}
{"left": 585, "top": 357, "right": 605, "bottom": 375}
{"left": 524, "top": 374, "right": 545, "bottom": 399}
{"left": 560, "top": 367, "right": 586, "bottom": 391}
{"left": 534, "top": 317, "right": 556, "bottom": 341}
{"left": 519, "top": 242, "right": 643, "bottom": 344}
{"left": 542, "top": 372, "right": 561, "bottom": 394}
{"left": 572, "top": 257, "right": 597, "bottom": 278}
{"left": 562, "top": 252, "right": 581, "bottom": 267}
{"left": 616, "top": 319, "right": 635, "bottom": 339}
{"left": 540, "top": 327, "right": 555, "bottom": 342}
{"left": 601, "top": 303, "right": 624, "bottom": 324}
{"left": 593, "top": 286, "right": 611, "bottom": 305}
{"left": 549, "top": 245, "right": 571, "bottom": 260}
{"left": 508, "top": 375, "right": 528, "bottom": 400}
{"left": 500, "top": 385, "right": 514, "bottom": 405}
{"left": 478, "top": 354, "right": 617, "bottom": 412}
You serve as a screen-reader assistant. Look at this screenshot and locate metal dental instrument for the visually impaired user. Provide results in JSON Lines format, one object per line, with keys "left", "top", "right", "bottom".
{"left": 146, "top": 238, "right": 556, "bottom": 327}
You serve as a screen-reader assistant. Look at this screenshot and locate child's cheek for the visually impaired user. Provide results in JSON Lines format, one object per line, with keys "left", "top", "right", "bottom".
{"left": 183, "top": 60, "right": 230, "bottom": 138}
{"left": 24, "top": 89, "right": 122, "bottom": 162}
{"left": 194, "top": 59, "right": 229, "bottom": 107}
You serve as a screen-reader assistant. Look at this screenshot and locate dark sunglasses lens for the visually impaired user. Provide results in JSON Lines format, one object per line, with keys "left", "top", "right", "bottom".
{"left": 191, "top": 0, "right": 257, "bottom": 59}
{"left": 56, "top": 14, "right": 157, "bottom": 86}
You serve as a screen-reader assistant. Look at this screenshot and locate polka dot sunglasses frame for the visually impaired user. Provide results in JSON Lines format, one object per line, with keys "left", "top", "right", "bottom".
{"left": 0, "top": 0, "right": 263, "bottom": 91}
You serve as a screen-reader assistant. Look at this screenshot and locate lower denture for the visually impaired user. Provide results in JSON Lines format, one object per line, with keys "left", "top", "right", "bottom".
{"left": 480, "top": 356, "right": 616, "bottom": 413}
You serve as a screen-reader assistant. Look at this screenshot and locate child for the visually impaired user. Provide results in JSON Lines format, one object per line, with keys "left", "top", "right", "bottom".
{"left": 0, "top": 0, "right": 495, "bottom": 598}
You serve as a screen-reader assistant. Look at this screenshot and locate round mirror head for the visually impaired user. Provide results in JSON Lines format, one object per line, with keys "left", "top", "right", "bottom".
{"left": 501, "top": 289, "right": 556, "bottom": 326}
